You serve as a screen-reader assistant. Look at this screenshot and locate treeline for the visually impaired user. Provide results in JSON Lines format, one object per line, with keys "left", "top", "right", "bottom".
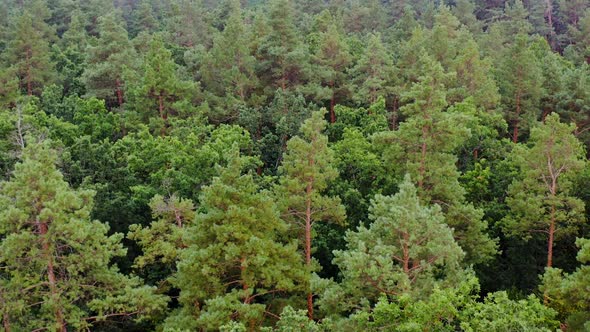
{"left": 0, "top": 0, "right": 589, "bottom": 331}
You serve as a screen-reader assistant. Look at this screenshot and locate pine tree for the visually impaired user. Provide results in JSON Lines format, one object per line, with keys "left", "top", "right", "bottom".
{"left": 167, "top": 148, "right": 304, "bottom": 330}
{"left": 3, "top": 11, "right": 55, "bottom": 96}
{"left": 201, "top": 0, "right": 258, "bottom": 121}
{"left": 274, "top": 110, "right": 346, "bottom": 319}
{"left": 129, "top": 0, "right": 159, "bottom": 37}
{"left": 375, "top": 53, "right": 497, "bottom": 264}
{"left": 332, "top": 175, "right": 464, "bottom": 307}
{"left": 541, "top": 237, "right": 590, "bottom": 329}
{"left": 504, "top": 113, "right": 586, "bottom": 269}
{"left": 128, "top": 194, "right": 195, "bottom": 269}
{"left": 310, "top": 21, "right": 351, "bottom": 123}
{"left": 350, "top": 33, "right": 393, "bottom": 106}
{"left": 82, "top": 12, "right": 137, "bottom": 107}
{"left": 0, "top": 142, "right": 167, "bottom": 331}
{"left": 127, "top": 35, "right": 197, "bottom": 133}
{"left": 256, "top": 0, "right": 308, "bottom": 95}
{"left": 165, "top": 0, "right": 211, "bottom": 49}
{"left": 495, "top": 34, "right": 543, "bottom": 143}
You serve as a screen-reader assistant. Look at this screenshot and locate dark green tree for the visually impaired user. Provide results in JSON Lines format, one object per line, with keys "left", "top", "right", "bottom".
{"left": 82, "top": 12, "right": 137, "bottom": 107}
{"left": 504, "top": 114, "right": 586, "bottom": 269}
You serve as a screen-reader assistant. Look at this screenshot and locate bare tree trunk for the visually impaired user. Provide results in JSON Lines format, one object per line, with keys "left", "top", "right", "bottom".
{"left": 402, "top": 232, "right": 410, "bottom": 274}
{"left": 26, "top": 48, "right": 32, "bottom": 96}
{"left": 115, "top": 78, "right": 124, "bottom": 106}
{"left": 38, "top": 221, "right": 66, "bottom": 332}
{"left": 513, "top": 92, "right": 521, "bottom": 143}
{"left": 2, "top": 312, "right": 10, "bottom": 332}
{"left": 329, "top": 83, "right": 336, "bottom": 124}
{"left": 305, "top": 159, "right": 315, "bottom": 320}
{"left": 418, "top": 125, "right": 427, "bottom": 189}
{"left": 545, "top": 0, "right": 556, "bottom": 49}
{"left": 547, "top": 204, "right": 555, "bottom": 269}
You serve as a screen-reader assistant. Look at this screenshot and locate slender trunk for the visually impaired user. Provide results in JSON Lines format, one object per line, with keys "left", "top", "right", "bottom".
{"left": 547, "top": 204, "right": 555, "bottom": 269}
{"left": 545, "top": 0, "right": 556, "bottom": 49}
{"left": 38, "top": 221, "right": 66, "bottom": 332}
{"left": 390, "top": 97, "right": 399, "bottom": 130}
{"left": 473, "top": 148, "right": 479, "bottom": 160}
{"left": 329, "top": 82, "right": 336, "bottom": 124}
{"left": 305, "top": 160, "right": 315, "bottom": 320}
{"left": 2, "top": 312, "right": 9, "bottom": 332}
{"left": 26, "top": 48, "right": 32, "bottom": 96}
{"left": 240, "top": 256, "right": 250, "bottom": 304}
{"left": 402, "top": 232, "right": 410, "bottom": 274}
{"left": 159, "top": 94, "right": 167, "bottom": 136}
{"left": 513, "top": 92, "right": 521, "bottom": 143}
{"left": 174, "top": 210, "right": 182, "bottom": 228}
{"left": 418, "top": 125, "right": 427, "bottom": 189}
{"left": 115, "top": 78, "right": 124, "bottom": 106}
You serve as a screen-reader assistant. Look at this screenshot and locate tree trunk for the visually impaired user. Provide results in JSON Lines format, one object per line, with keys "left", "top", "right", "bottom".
{"left": 390, "top": 97, "right": 399, "bottom": 130}
{"left": 418, "top": 125, "right": 428, "bottom": 189}
{"left": 545, "top": 0, "right": 556, "bottom": 49}
{"left": 26, "top": 48, "right": 32, "bottom": 96}
{"left": 305, "top": 160, "right": 315, "bottom": 320}
{"left": 513, "top": 91, "right": 521, "bottom": 143}
{"left": 115, "top": 78, "right": 124, "bottom": 106}
{"left": 329, "top": 82, "right": 336, "bottom": 124}
{"left": 38, "top": 221, "right": 66, "bottom": 332}
{"left": 402, "top": 232, "right": 410, "bottom": 274}
{"left": 547, "top": 201, "right": 556, "bottom": 269}
{"left": 2, "top": 306, "right": 10, "bottom": 332}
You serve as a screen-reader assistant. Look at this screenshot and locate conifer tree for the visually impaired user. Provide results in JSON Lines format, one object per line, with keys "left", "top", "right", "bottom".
{"left": 165, "top": 0, "right": 211, "bottom": 48}
{"left": 127, "top": 35, "right": 197, "bottom": 133}
{"left": 201, "top": 0, "right": 258, "bottom": 121}
{"left": 128, "top": 194, "right": 195, "bottom": 270}
{"left": 129, "top": 0, "right": 159, "bottom": 37}
{"left": 256, "top": 0, "right": 308, "bottom": 95}
{"left": 375, "top": 53, "right": 496, "bottom": 264}
{"left": 504, "top": 114, "right": 586, "bottom": 269}
{"left": 82, "top": 12, "right": 137, "bottom": 107}
{"left": 495, "top": 34, "right": 543, "bottom": 143}
{"left": 541, "top": 237, "right": 590, "bottom": 329}
{"left": 310, "top": 21, "right": 351, "bottom": 123}
{"left": 274, "top": 110, "right": 346, "bottom": 319}
{"left": 332, "top": 175, "right": 464, "bottom": 306}
{"left": 3, "top": 11, "right": 55, "bottom": 96}
{"left": 350, "top": 33, "right": 393, "bottom": 106}
{"left": 0, "top": 142, "right": 166, "bottom": 331}
{"left": 167, "top": 148, "right": 304, "bottom": 330}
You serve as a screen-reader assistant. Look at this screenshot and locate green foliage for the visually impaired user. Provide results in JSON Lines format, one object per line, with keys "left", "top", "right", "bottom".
{"left": 325, "top": 175, "right": 465, "bottom": 315}
{"left": 460, "top": 292, "right": 559, "bottom": 331}
{"left": 82, "top": 12, "right": 137, "bottom": 107}
{"left": 504, "top": 114, "right": 586, "bottom": 265}
{"left": 3, "top": 10, "right": 56, "bottom": 96}
{"left": 168, "top": 147, "right": 304, "bottom": 330}
{"left": 0, "top": 142, "right": 167, "bottom": 331}
{"left": 541, "top": 238, "right": 590, "bottom": 330}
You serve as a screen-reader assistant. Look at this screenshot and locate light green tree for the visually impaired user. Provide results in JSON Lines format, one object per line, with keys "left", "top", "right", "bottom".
{"left": 274, "top": 109, "right": 346, "bottom": 319}
{"left": 327, "top": 175, "right": 464, "bottom": 312}
{"left": 0, "top": 142, "right": 167, "bottom": 332}
{"left": 167, "top": 148, "right": 305, "bottom": 330}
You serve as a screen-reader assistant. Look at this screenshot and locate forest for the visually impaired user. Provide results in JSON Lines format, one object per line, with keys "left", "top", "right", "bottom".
{"left": 0, "top": 0, "right": 589, "bottom": 330}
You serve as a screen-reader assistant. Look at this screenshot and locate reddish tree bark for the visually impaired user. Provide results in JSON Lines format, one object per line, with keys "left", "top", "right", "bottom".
{"left": 38, "top": 220, "right": 66, "bottom": 332}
